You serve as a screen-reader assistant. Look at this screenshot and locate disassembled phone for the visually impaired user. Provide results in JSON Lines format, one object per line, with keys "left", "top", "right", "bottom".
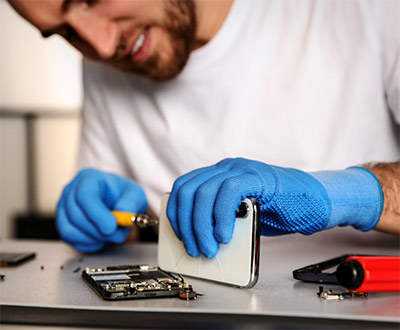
{"left": 158, "top": 194, "right": 260, "bottom": 288}
{"left": 82, "top": 264, "right": 198, "bottom": 300}
{"left": 0, "top": 252, "right": 36, "bottom": 267}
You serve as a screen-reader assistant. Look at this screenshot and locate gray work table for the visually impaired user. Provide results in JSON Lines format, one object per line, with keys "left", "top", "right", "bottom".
{"left": 1, "top": 228, "right": 399, "bottom": 329}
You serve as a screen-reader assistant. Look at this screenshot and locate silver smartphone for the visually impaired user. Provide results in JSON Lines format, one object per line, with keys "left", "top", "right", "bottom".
{"left": 157, "top": 194, "right": 260, "bottom": 288}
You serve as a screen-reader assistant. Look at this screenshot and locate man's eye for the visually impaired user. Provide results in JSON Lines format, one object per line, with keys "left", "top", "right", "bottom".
{"left": 85, "top": 0, "right": 98, "bottom": 6}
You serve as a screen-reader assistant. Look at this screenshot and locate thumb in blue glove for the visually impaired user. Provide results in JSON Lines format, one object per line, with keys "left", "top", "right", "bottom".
{"left": 56, "top": 168, "right": 148, "bottom": 253}
{"left": 167, "top": 158, "right": 383, "bottom": 258}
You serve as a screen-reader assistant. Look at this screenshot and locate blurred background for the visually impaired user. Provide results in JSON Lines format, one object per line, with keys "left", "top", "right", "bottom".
{"left": 0, "top": 1, "right": 82, "bottom": 240}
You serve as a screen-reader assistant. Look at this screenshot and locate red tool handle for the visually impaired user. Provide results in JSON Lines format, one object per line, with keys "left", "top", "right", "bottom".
{"left": 336, "top": 256, "right": 400, "bottom": 292}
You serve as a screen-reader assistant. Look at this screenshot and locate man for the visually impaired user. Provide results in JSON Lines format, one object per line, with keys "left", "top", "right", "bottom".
{"left": 10, "top": 0, "right": 400, "bottom": 256}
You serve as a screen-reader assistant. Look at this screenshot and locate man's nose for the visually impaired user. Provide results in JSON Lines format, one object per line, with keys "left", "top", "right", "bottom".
{"left": 67, "top": 10, "right": 119, "bottom": 59}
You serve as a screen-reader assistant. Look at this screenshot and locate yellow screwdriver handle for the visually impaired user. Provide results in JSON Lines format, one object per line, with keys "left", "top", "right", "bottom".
{"left": 111, "top": 210, "right": 135, "bottom": 227}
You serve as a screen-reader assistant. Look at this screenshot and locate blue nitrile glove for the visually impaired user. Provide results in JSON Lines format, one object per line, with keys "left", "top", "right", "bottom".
{"left": 56, "top": 168, "right": 148, "bottom": 253}
{"left": 167, "top": 158, "right": 383, "bottom": 258}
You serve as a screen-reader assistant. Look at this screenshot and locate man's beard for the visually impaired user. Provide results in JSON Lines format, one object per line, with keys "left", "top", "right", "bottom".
{"left": 109, "top": 0, "right": 196, "bottom": 81}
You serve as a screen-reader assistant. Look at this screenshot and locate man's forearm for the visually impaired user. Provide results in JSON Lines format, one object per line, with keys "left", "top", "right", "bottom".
{"left": 364, "top": 162, "right": 400, "bottom": 235}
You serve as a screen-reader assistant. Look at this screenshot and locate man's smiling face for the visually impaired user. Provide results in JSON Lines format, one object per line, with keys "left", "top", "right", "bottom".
{"left": 10, "top": 0, "right": 196, "bottom": 81}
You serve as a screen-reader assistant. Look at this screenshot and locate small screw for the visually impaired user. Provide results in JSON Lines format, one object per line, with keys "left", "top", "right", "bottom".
{"left": 73, "top": 267, "right": 81, "bottom": 273}
{"left": 40, "top": 265, "right": 44, "bottom": 270}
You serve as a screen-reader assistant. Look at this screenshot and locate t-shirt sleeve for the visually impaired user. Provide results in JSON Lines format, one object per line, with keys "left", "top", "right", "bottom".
{"left": 379, "top": 0, "right": 400, "bottom": 124}
{"left": 77, "top": 59, "right": 128, "bottom": 176}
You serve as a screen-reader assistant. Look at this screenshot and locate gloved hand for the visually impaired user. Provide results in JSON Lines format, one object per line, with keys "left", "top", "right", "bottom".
{"left": 167, "top": 158, "right": 383, "bottom": 258}
{"left": 56, "top": 168, "right": 148, "bottom": 253}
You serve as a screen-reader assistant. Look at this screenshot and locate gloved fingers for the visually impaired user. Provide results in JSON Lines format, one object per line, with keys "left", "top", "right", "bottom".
{"left": 56, "top": 202, "right": 101, "bottom": 246}
{"left": 260, "top": 225, "right": 288, "bottom": 236}
{"left": 75, "top": 176, "right": 118, "bottom": 236}
{"left": 66, "top": 186, "right": 131, "bottom": 244}
{"left": 105, "top": 227, "right": 132, "bottom": 244}
{"left": 167, "top": 164, "right": 220, "bottom": 240}
{"left": 64, "top": 182, "right": 111, "bottom": 240}
{"left": 113, "top": 182, "right": 148, "bottom": 213}
{"left": 192, "top": 169, "right": 246, "bottom": 258}
{"left": 106, "top": 183, "right": 146, "bottom": 244}
{"left": 72, "top": 242, "right": 106, "bottom": 253}
{"left": 174, "top": 165, "right": 236, "bottom": 257}
{"left": 214, "top": 173, "right": 263, "bottom": 244}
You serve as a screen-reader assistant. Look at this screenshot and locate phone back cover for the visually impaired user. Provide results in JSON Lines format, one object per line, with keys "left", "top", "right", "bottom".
{"left": 157, "top": 194, "right": 255, "bottom": 287}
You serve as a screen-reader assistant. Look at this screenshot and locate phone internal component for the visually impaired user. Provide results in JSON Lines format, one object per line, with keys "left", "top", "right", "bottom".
{"left": 0, "top": 252, "right": 36, "bottom": 267}
{"left": 82, "top": 264, "right": 199, "bottom": 300}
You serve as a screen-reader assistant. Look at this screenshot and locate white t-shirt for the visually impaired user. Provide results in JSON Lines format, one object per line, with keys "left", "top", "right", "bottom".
{"left": 78, "top": 0, "right": 400, "bottom": 213}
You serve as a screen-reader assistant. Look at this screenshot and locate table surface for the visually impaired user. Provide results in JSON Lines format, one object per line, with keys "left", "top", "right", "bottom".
{"left": 1, "top": 228, "right": 399, "bottom": 329}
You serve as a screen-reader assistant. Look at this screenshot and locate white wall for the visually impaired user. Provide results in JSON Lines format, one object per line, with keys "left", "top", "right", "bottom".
{"left": 34, "top": 117, "right": 81, "bottom": 212}
{"left": 0, "top": 1, "right": 83, "bottom": 112}
{"left": 0, "top": 117, "right": 28, "bottom": 239}
{"left": 0, "top": 1, "right": 83, "bottom": 238}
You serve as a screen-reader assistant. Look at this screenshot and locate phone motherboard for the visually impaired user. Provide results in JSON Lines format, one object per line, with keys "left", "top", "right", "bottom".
{"left": 82, "top": 264, "right": 198, "bottom": 300}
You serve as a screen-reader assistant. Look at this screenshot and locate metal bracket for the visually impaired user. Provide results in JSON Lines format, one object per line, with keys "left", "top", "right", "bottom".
{"left": 317, "top": 286, "right": 368, "bottom": 300}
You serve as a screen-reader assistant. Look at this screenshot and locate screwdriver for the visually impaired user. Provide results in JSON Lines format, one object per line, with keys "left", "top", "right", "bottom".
{"left": 111, "top": 201, "right": 250, "bottom": 228}
{"left": 336, "top": 256, "right": 400, "bottom": 292}
{"left": 111, "top": 211, "right": 158, "bottom": 228}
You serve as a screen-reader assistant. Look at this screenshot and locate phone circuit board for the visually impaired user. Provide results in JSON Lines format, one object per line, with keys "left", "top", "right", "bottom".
{"left": 82, "top": 264, "right": 197, "bottom": 300}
